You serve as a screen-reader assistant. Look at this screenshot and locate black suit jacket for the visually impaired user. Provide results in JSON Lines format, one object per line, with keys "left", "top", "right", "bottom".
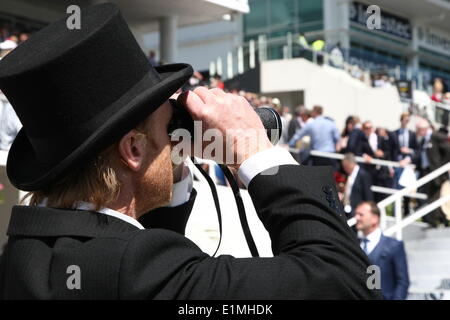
{"left": 414, "top": 133, "right": 450, "bottom": 190}
{"left": 347, "top": 129, "right": 367, "bottom": 156}
{"left": 414, "top": 133, "right": 450, "bottom": 169}
{"left": 347, "top": 130, "right": 392, "bottom": 187}
{"left": 287, "top": 117, "right": 301, "bottom": 143}
{"left": 350, "top": 167, "right": 374, "bottom": 212}
{"left": 393, "top": 129, "right": 417, "bottom": 161}
{"left": 0, "top": 165, "right": 381, "bottom": 299}
{"left": 426, "top": 133, "right": 450, "bottom": 173}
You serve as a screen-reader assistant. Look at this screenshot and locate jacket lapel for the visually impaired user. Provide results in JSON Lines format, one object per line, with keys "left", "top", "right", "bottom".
{"left": 368, "top": 235, "right": 387, "bottom": 263}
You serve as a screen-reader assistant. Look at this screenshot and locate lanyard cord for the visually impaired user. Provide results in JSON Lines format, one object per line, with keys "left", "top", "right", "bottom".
{"left": 191, "top": 157, "right": 260, "bottom": 258}
{"left": 191, "top": 157, "right": 222, "bottom": 257}
{"left": 219, "top": 164, "right": 260, "bottom": 258}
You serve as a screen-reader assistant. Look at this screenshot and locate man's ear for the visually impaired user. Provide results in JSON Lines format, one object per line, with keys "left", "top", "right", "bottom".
{"left": 118, "top": 130, "right": 147, "bottom": 172}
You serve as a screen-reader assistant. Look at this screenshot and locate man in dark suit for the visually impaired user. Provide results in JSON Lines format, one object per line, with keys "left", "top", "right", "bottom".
{"left": 413, "top": 118, "right": 450, "bottom": 227}
{"left": 341, "top": 153, "right": 374, "bottom": 216}
{"left": 355, "top": 202, "right": 410, "bottom": 300}
{"left": 393, "top": 112, "right": 418, "bottom": 215}
{"left": 347, "top": 122, "right": 394, "bottom": 202}
{"left": 287, "top": 106, "right": 311, "bottom": 163}
{"left": 393, "top": 113, "right": 418, "bottom": 162}
{"left": 347, "top": 127, "right": 370, "bottom": 157}
{"left": 0, "top": 4, "right": 381, "bottom": 300}
{"left": 286, "top": 106, "right": 303, "bottom": 143}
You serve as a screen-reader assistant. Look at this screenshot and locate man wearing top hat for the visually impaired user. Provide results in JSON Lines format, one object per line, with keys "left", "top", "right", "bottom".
{"left": 0, "top": 3, "right": 380, "bottom": 299}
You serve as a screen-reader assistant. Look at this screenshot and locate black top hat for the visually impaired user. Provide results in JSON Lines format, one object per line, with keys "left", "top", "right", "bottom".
{"left": 0, "top": 3, "right": 193, "bottom": 191}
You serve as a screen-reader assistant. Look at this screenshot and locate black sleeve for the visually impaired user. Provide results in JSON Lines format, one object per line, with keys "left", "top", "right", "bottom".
{"left": 287, "top": 119, "right": 300, "bottom": 142}
{"left": 120, "top": 165, "right": 382, "bottom": 299}
{"left": 438, "top": 134, "right": 450, "bottom": 165}
{"left": 361, "top": 171, "right": 374, "bottom": 202}
{"left": 410, "top": 130, "right": 418, "bottom": 151}
{"left": 388, "top": 131, "right": 399, "bottom": 161}
{"left": 138, "top": 189, "right": 197, "bottom": 235}
{"left": 347, "top": 129, "right": 360, "bottom": 154}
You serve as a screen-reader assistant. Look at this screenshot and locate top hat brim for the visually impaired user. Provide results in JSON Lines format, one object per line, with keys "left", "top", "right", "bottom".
{"left": 7, "top": 63, "right": 193, "bottom": 191}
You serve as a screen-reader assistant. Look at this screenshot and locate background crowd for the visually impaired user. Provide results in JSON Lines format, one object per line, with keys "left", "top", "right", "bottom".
{"left": 177, "top": 68, "right": 450, "bottom": 230}
{"left": 1, "top": 39, "right": 449, "bottom": 230}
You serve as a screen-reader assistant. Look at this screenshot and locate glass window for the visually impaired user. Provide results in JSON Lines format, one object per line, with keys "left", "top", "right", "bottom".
{"left": 268, "top": 44, "right": 284, "bottom": 60}
{"left": 244, "top": 0, "right": 269, "bottom": 34}
{"left": 269, "top": 0, "right": 296, "bottom": 29}
{"left": 297, "top": 0, "right": 323, "bottom": 23}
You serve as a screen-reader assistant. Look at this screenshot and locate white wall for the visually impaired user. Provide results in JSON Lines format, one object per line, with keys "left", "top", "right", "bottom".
{"left": 261, "top": 58, "right": 405, "bottom": 131}
{"left": 143, "top": 19, "right": 242, "bottom": 71}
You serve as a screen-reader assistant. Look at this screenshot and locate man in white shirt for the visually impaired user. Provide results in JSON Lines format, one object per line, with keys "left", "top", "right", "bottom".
{"left": 355, "top": 201, "right": 410, "bottom": 300}
{"left": 341, "top": 153, "right": 373, "bottom": 216}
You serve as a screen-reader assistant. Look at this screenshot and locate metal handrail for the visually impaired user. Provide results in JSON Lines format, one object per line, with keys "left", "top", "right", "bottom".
{"left": 287, "top": 149, "right": 449, "bottom": 236}
{"left": 288, "top": 148, "right": 412, "bottom": 169}
{"left": 378, "top": 162, "right": 450, "bottom": 239}
{"left": 384, "top": 195, "right": 450, "bottom": 237}
{"left": 371, "top": 186, "right": 427, "bottom": 200}
{"left": 378, "top": 162, "right": 450, "bottom": 209}
{"left": 433, "top": 100, "right": 450, "bottom": 112}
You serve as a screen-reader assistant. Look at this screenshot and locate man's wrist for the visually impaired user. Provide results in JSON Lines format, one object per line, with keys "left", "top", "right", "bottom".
{"left": 231, "top": 140, "right": 274, "bottom": 170}
{"left": 237, "top": 146, "right": 299, "bottom": 188}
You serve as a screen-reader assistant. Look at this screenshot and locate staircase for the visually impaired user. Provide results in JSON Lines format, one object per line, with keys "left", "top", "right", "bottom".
{"left": 405, "top": 227, "right": 450, "bottom": 300}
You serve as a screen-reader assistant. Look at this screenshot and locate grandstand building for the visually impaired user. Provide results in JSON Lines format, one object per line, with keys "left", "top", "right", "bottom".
{"left": 244, "top": 0, "right": 450, "bottom": 91}
{"left": 0, "top": 0, "right": 249, "bottom": 68}
{"left": 0, "top": 0, "right": 249, "bottom": 257}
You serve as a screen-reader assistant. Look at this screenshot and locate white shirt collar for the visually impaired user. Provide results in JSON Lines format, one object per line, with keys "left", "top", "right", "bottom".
{"left": 349, "top": 165, "right": 360, "bottom": 182}
{"left": 38, "top": 199, "right": 145, "bottom": 230}
{"left": 75, "top": 202, "right": 145, "bottom": 229}
{"left": 365, "top": 227, "right": 382, "bottom": 243}
{"left": 36, "top": 162, "right": 196, "bottom": 231}
{"left": 359, "top": 227, "right": 382, "bottom": 255}
{"left": 368, "top": 132, "right": 378, "bottom": 152}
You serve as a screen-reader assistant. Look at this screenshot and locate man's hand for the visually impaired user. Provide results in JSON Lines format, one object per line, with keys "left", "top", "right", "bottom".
{"left": 400, "top": 146, "right": 411, "bottom": 155}
{"left": 399, "top": 157, "right": 411, "bottom": 168}
{"left": 363, "top": 153, "right": 373, "bottom": 163}
{"left": 375, "top": 149, "right": 384, "bottom": 158}
{"left": 178, "top": 87, "right": 272, "bottom": 169}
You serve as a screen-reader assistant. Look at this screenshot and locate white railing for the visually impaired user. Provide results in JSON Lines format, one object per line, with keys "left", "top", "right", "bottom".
{"left": 384, "top": 194, "right": 450, "bottom": 238}
{"left": 210, "top": 30, "right": 372, "bottom": 84}
{"left": 430, "top": 100, "right": 450, "bottom": 128}
{"left": 296, "top": 149, "right": 414, "bottom": 169}
{"left": 288, "top": 149, "right": 449, "bottom": 236}
{"left": 371, "top": 186, "right": 427, "bottom": 200}
{"left": 377, "top": 162, "right": 450, "bottom": 240}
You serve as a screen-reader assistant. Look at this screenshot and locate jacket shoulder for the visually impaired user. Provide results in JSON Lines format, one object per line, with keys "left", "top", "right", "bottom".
{"left": 382, "top": 235, "right": 404, "bottom": 250}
